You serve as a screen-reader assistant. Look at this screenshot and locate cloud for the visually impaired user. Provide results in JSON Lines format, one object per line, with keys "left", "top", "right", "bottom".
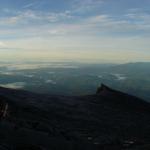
{"left": 46, "top": 80, "right": 56, "bottom": 84}
{"left": 0, "top": 10, "right": 150, "bottom": 41}
{"left": 43, "top": 13, "right": 150, "bottom": 37}
{"left": 23, "top": 2, "right": 37, "bottom": 9}
{"left": 72, "top": 0, "right": 103, "bottom": 13}
{"left": 0, "top": 10, "right": 73, "bottom": 26}
{"left": 1, "top": 3, "right": 150, "bottom": 39}
{"left": 77, "top": 12, "right": 150, "bottom": 35}
{"left": 0, "top": 41, "right": 6, "bottom": 47}
{"left": 0, "top": 3, "right": 150, "bottom": 63}
{"left": 124, "top": 12, "right": 150, "bottom": 32}
{"left": 0, "top": 82, "right": 26, "bottom": 89}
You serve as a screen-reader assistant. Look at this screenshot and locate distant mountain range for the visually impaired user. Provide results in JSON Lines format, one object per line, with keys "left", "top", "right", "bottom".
{"left": 109, "top": 62, "right": 150, "bottom": 73}
{"left": 0, "top": 62, "right": 150, "bottom": 101}
{"left": 0, "top": 84, "right": 150, "bottom": 149}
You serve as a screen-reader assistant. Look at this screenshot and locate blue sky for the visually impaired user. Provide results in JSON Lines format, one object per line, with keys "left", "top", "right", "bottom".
{"left": 0, "top": 0, "right": 150, "bottom": 62}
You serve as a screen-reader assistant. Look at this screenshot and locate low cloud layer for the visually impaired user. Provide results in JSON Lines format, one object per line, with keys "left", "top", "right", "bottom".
{"left": 0, "top": 82, "right": 26, "bottom": 89}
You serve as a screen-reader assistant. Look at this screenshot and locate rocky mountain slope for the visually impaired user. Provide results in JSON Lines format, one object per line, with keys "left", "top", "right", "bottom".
{"left": 0, "top": 84, "right": 150, "bottom": 150}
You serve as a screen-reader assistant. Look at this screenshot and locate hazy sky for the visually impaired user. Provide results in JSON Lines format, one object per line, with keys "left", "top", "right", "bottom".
{"left": 0, "top": 0, "right": 150, "bottom": 63}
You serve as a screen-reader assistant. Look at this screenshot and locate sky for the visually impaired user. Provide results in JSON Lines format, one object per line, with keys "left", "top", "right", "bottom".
{"left": 0, "top": 0, "right": 150, "bottom": 63}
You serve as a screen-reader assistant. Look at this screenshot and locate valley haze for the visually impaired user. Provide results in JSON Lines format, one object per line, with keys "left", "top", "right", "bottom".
{"left": 0, "top": 61, "right": 149, "bottom": 102}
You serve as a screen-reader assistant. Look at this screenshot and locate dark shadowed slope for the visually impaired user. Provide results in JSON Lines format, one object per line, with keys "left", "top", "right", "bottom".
{"left": 0, "top": 84, "right": 150, "bottom": 150}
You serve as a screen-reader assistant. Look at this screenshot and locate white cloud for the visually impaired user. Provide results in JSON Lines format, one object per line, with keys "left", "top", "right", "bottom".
{"left": 46, "top": 80, "right": 56, "bottom": 84}
{"left": 1, "top": 6, "right": 150, "bottom": 38}
{"left": 0, "top": 10, "right": 73, "bottom": 26}
{"left": 0, "top": 82, "right": 26, "bottom": 89}
{"left": 0, "top": 41, "right": 6, "bottom": 48}
{"left": 72, "top": 0, "right": 103, "bottom": 13}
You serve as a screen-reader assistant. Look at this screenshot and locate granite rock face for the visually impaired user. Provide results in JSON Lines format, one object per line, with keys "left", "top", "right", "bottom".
{"left": 0, "top": 85, "right": 150, "bottom": 150}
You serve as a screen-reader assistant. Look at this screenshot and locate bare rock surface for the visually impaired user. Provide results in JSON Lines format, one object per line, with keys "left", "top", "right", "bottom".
{"left": 0, "top": 84, "right": 150, "bottom": 149}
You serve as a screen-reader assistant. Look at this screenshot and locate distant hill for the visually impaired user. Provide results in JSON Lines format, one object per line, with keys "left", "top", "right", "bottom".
{"left": 102, "top": 62, "right": 150, "bottom": 101}
{"left": 0, "top": 85, "right": 150, "bottom": 149}
{"left": 109, "top": 62, "right": 150, "bottom": 73}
